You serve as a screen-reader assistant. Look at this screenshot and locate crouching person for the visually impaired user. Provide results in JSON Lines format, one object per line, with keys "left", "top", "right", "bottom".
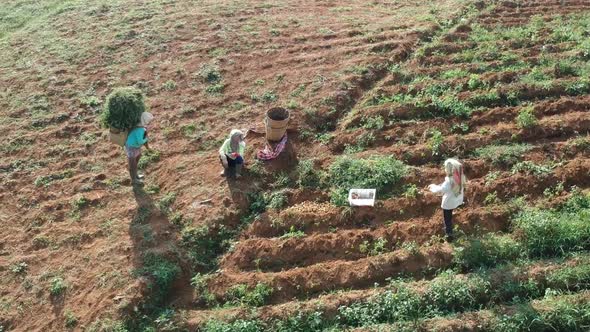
{"left": 219, "top": 129, "right": 246, "bottom": 179}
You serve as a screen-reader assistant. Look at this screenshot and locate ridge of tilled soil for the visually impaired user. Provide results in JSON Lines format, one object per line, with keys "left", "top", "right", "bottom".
{"left": 186, "top": 254, "right": 590, "bottom": 328}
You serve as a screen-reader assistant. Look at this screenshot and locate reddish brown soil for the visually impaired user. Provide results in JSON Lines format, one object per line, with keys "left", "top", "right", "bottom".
{"left": 2, "top": 0, "right": 590, "bottom": 330}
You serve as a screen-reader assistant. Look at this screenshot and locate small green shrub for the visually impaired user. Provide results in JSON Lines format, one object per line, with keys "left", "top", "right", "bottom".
{"left": 34, "top": 170, "right": 74, "bottom": 187}
{"left": 328, "top": 155, "right": 406, "bottom": 205}
{"left": 473, "top": 143, "right": 533, "bottom": 167}
{"left": 266, "top": 191, "right": 288, "bottom": 210}
{"left": 100, "top": 87, "right": 146, "bottom": 130}
{"left": 226, "top": 283, "right": 273, "bottom": 307}
{"left": 138, "top": 149, "right": 161, "bottom": 170}
{"left": 10, "top": 261, "right": 28, "bottom": 274}
{"left": 467, "top": 74, "right": 484, "bottom": 90}
{"left": 427, "top": 129, "right": 444, "bottom": 156}
{"left": 513, "top": 199, "right": 590, "bottom": 257}
{"left": 484, "top": 191, "right": 500, "bottom": 205}
{"left": 135, "top": 252, "right": 180, "bottom": 299}
{"left": 451, "top": 122, "right": 470, "bottom": 134}
{"left": 453, "top": 234, "right": 523, "bottom": 270}
{"left": 338, "top": 281, "right": 425, "bottom": 326}
{"left": 424, "top": 271, "right": 490, "bottom": 313}
{"left": 191, "top": 273, "right": 216, "bottom": 306}
{"left": 554, "top": 59, "right": 578, "bottom": 77}
{"left": 297, "top": 159, "right": 324, "bottom": 188}
{"left": 162, "top": 80, "right": 177, "bottom": 91}
{"left": 546, "top": 259, "right": 590, "bottom": 291}
{"left": 64, "top": 310, "right": 78, "bottom": 328}
{"left": 206, "top": 83, "right": 225, "bottom": 94}
{"left": 279, "top": 226, "right": 306, "bottom": 239}
{"left": 359, "top": 237, "right": 388, "bottom": 256}
{"left": 403, "top": 184, "right": 419, "bottom": 199}
{"left": 203, "top": 319, "right": 264, "bottom": 332}
{"left": 133, "top": 206, "right": 151, "bottom": 224}
{"left": 361, "top": 115, "right": 385, "bottom": 130}
{"left": 181, "top": 224, "right": 234, "bottom": 270}
{"left": 516, "top": 105, "right": 537, "bottom": 129}
{"left": 159, "top": 192, "right": 177, "bottom": 214}
{"left": 511, "top": 161, "right": 554, "bottom": 177}
{"left": 198, "top": 63, "right": 222, "bottom": 83}
{"left": 49, "top": 276, "right": 67, "bottom": 296}
{"left": 261, "top": 90, "right": 278, "bottom": 103}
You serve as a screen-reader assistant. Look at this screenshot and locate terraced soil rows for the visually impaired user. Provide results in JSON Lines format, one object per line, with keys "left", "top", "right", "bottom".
{"left": 183, "top": 1, "right": 590, "bottom": 330}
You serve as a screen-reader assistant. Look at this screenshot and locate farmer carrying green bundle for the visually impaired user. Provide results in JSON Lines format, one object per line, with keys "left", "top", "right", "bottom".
{"left": 126, "top": 112, "right": 154, "bottom": 184}
{"left": 101, "top": 87, "right": 154, "bottom": 185}
{"left": 219, "top": 129, "right": 246, "bottom": 178}
{"left": 428, "top": 158, "right": 467, "bottom": 242}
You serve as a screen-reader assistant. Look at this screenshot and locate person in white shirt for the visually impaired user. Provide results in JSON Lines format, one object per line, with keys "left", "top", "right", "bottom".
{"left": 428, "top": 158, "right": 467, "bottom": 242}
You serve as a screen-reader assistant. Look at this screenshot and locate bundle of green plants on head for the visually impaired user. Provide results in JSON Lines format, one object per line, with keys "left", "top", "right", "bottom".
{"left": 328, "top": 155, "right": 407, "bottom": 206}
{"left": 100, "top": 87, "right": 146, "bottom": 130}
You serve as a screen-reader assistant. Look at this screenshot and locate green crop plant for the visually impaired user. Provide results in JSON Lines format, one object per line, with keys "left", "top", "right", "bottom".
{"left": 158, "top": 192, "right": 176, "bottom": 214}
{"left": 519, "top": 67, "right": 553, "bottom": 89}
{"left": 440, "top": 68, "right": 470, "bottom": 80}
{"left": 49, "top": 276, "right": 67, "bottom": 296}
{"left": 265, "top": 190, "right": 288, "bottom": 210}
{"left": 34, "top": 170, "right": 74, "bottom": 187}
{"left": 138, "top": 148, "right": 161, "bottom": 170}
{"left": 261, "top": 90, "right": 278, "bottom": 103}
{"left": 424, "top": 271, "right": 490, "bottom": 313}
{"left": 100, "top": 87, "right": 146, "bottom": 131}
{"left": 403, "top": 184, "right": 419, "bottom": 199}
{"left": 134, "top": 252, "right": 180, "bottom": 301}
{"left": 9, "top": 261, "right": 28, "bottom": 275}
{"left": 467, "top": 89, "right": 501, "bottom": 108}
{"left": 328, "top": 155, "right": 406, "bottom": 206}
{"left": 344, "top": 132, "right": 375, "bottom": 153}
{"left": 451, "top": 122, "right": 470, "bottom": 134}
{"left": 554, "top": 59, "right": 579, "bottom": 78}
{"left": 565, "top": 78, "right": 590, "bottom": 96}
{"left": 473, "top": 143, "right": 533, "bottom": 167}
{"left": 427, "top": 129, "right": 444, "bottom": 156}
{"left": 467, "top": 74, "right": 484, "bottom": 90}
{"left": 297, "top": 159, "right": 325, "bottom": 188}
{"left": 360, "top": 115, "right": 385, "bottom": 130}
{"left": 198, "top": 63, "right": 222, "bottom": 84}
{"left": 580, "top": 39, "right": 590, "bottom": 60}
{"left": 516, "top": 105, "right": 538, "bottom": 129}
{"left": 453, "top": 234, "right": 523, "bottom": 270}
{"left": 162, "top": 80, "right": 177, "bottom": 91}
{"left": 191, "top": 273, "right": 216, "bottom": 306}
{"left": 359, "top": 237, "right": 388, "bottom": 256}
{"left": 279, "top": 226, "right": 305, "bottom": 240}
{"left": 64, "top": 310, "right": 78, "bottom": 328}
{"left": 512, "top": 192, "right": 590, "bottom": 258}
{"left": 205, "top": 83, "right": 225, "bottom": 94}
{"left": 511, "top": 161, "right": 555, "bottom": 177}
{"left": 226, "top": 282, "right": 273, "bottom": 307}
{"left": 484, "top": 191, "right": 500, "bottom": 206}
{"left": 181, "top": 224, "right": 235, "bottom": 270}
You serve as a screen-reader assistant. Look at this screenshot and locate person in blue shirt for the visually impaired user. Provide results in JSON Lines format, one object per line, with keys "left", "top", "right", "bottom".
{"left": 126, "top": 112, "right": 154, "bottom": 184}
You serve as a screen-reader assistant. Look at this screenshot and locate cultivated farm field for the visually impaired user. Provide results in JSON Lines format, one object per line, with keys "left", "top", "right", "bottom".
{"left": 1, "top": 0, "right": 590, "bottom": 331}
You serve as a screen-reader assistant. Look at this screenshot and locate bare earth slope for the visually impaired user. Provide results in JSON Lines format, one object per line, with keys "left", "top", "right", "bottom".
{"left": 0, "top": 0, "right": 471, "bottom": 331}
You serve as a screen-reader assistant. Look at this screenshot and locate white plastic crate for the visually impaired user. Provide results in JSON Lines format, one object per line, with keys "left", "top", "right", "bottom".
{"left": 348, "top": 189, "right": 376, "bottom": 206}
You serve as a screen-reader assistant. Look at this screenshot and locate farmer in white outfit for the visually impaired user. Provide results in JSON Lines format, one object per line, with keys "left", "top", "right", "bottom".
{"left": 428, "top": 158, "right": 467, "bottom": 242}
